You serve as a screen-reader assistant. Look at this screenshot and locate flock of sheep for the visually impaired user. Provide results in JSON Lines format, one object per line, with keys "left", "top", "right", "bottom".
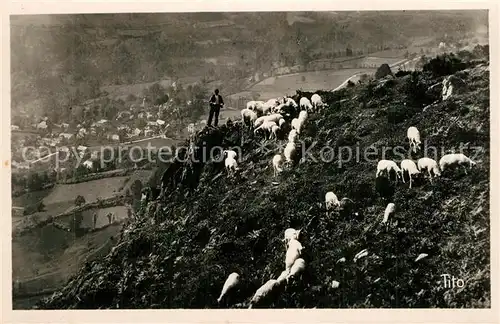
{"left": 217, "top": 92, "right": 478, "bottom": 308}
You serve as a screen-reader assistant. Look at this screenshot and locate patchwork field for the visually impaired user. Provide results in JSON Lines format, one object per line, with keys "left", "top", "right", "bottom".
{"left": 42, "top": 177, "right": 129, "bottom": 207}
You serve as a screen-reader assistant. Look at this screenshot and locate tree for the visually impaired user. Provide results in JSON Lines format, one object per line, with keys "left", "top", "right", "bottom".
{"left": 375, "top": 63, "right": 393, "bottom": 79}
{"left": 130, "top": 179, "right": 143, "bottom": 200}
{"left": 75, "top": 195, "right": 86, "bottom": 207}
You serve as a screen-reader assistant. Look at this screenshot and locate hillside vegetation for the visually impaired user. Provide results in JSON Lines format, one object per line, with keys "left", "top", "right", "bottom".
{"left": 37, "top": 51, "right": 490, "bottom": 309}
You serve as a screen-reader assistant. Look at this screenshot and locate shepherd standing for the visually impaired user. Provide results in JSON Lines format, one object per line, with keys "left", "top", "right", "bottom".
{"left": 208, "top": 89, "right": 224, "bottom": 127}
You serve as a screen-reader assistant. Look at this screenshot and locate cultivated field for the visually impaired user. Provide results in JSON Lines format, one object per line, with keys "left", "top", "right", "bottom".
{"left": 43, "top": 176, "right": 129, "bottom": 208}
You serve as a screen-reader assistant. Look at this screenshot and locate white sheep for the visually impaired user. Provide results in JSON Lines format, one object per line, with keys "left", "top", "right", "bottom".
{"left": 217, "top": 272, "right": 240, "bottom": 303}
{"left": 400, "top": 159, "right": 421, "bottom": 188}
{"left": 298, "top": 110, "right": 308, "bottom": 122}
{"left": 246, "top": 100, "right": 265, "bottom": 111}
{"left": 283, "top": 228, "right": 301, "bottom": 248}
{"left": 407, "top": 126, "right": 421, "bottom": 153}
{"left": 376, "top": 160, "right": 403, "bottom": 183}
{"left": 254, "top": 114, "right": 284, "bottom": 128}
{"left": 225, "top": 157, "right": 239, "bottom": 175}
{"left": 259, "top": 98, "right": 281, "bottom": 115}
{"left": 265, "top": 98, "right": 280, "bottom": 107}
{"left": 311, "top": 94, "right": 324, "bottom": 111}
{"left": 284, "top": 141, "right": 296, "bottom": 164}
{"left": 288, "top": 129, "right": 298, "bottom": 143}
{"left": 286, "top": 258, "right": 306, "bottom": 283}
{"left": 291, "top": 118, "right": 304, "bottom": 134}
{"left": 241, "top": 108, "right": 258, "bottom": 127}
{"left": 417, "top": 157, "right": 441, "bottom": 182}
{"left": 285, "top": 238, "right": 304, "bottom": 272}
{"left": 223, "top": 149, "right": 237, "bottom": 160}
{"left": 439, "top": 153, "right": 476, "bottom": 175}
{"left": 299, "top": 97, "right": 313, "bottom": 111}
{"left": 272, "top": 154, "right": 283, "bottom": 177}
{"left": 284, "top": 97, "right": 298, "bottom": 108}
{"left": 325, "top": 191, "right": 340, "bottom": 217}
{"left": 270, "top": 124, "right": 280, "bottom": 140}
{"left": 276, "top": 269, "right": 289, "bottom": 285}
{"left": 382, "top": 203, "right": 396, "bottom": 225}
{"left": 254, "top": 120, "right": 277, "bottom": 139}
{"left": 278, "top": 118, "right": 286, "bottom": 128}
{"left": 248, "top": 279, "right": 279, "bottom": 309}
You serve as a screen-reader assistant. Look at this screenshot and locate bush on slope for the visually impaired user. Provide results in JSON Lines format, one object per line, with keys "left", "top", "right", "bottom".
{"left": 37, "top": 53, "right": 490, "bottom": 309}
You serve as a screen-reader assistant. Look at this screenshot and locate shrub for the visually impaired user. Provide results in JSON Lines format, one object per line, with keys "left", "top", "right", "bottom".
{"left": 375, "top": 64, "right": 393, "bottom": 79}
{"left": 422, "top": 53, "right": 467, "bottom": 77}
{"left": 126, "top": 94, "right": 137, "bottom": 102}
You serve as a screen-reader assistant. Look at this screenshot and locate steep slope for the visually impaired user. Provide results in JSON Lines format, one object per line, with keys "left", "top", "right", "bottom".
{"left": 37, "top": 51, "right": 490, "bottom": 309}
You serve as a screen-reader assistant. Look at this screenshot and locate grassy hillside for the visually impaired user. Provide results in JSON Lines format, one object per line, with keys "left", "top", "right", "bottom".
{"left": 36, "top": 50, "right": 489, "bottom": 309}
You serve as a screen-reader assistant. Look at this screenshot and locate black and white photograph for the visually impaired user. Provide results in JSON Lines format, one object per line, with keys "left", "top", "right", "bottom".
{"left": 5, "top": 3, "right": 495, "bottom": 315}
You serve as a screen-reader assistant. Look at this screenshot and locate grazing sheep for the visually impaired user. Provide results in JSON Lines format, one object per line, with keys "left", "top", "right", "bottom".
{"left": 285, "top": 238, "right": 304, "bottom": 272}
{"left": 272, "top": 154, "right": 283, "bottom": 177}
{"left": 254, "top": 114, "right": 284, "bottom": 128}
{"left": 270, "top": 124, "right": 280, "bottom": 139}
{"left": 407, "top": 126, "right": 421, "bottom": 153}
{"left": 286, "top": 258, "right": 306, "bottom": 283}
{"left": 417, "top": 157, "right": 441, "bottom": 182}
{"left": 265, "top": 98, "right": 280, "bottom": 107}
{"left": 246, "top": 100, "right": 265, "bottom": 112}
{"left": 241, "top": 108, "right": 258, "bottom": 127}
{"left": 288, "top": 129, "right": 298, "bottom": 143}
{"left": 291, "top": 118, "right": 304, "bottom": 134}
{"left": 283, "top": 228, "right": 301, "bottom": 248}
{"left": 299, "top": 97, "right": 313, "bottom": 111}
{"left": 311, "top": 94, "right": 324, "bottom": 111}
{"left": 376, "top": 160, "right": 403, "bottom": 183}
{"left": 400, "top": 159, "right": 421, "bottom": 188}
{"left": 254, "top": 120, "right": 277, "bottom": 139}
{"left": 325, "top": 191, "right": 341, "bottom": 217}
{"left": 298, "top": 110, "right": 308, "bottom": 122}
{"left": 276, "top": 269, "right": 289, "bottom": 285}
{"left": 439, "top": 153, "right": 476, "bottom": 175}
{"left": 284, "top": 97, "right": 298, "bottom": 108}
{"left": 223, "top": 149, "right": 238, "bottom": 160}
{"left": 284, "top": 141, "right": 296, "bottom": 164}
{"left": 217, "top": 272, "right": 240, "bottom": 303}
{"left": 225, "top": 157, "right": 239, "bottom": 175}
{"left": 248, "top": 279, "right": 279, "bottom": 309}
{"left": 382, "top": 203, "right": 396, "bottom": 225}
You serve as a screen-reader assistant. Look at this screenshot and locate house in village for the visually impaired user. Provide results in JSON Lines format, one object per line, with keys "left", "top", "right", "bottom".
{"left": 77, "top": 127, "right": 88, "bottom": 139}
{"left": 59, "top": 133, "right": 74, "bottom": 141}
{"left": 129, "top": 128, "right": 142, "bottom": 138}
{"left": 146, "top": 112, "right": 156, "bottom": 120}
{"left": 107, "top": 134, "right": 120, "bottom": 141}
{"left": 11, "top": 125, "right": 20, "bottom": 131}
{"left": 37, "top": 121, "right": 48, "bottom": 130}
{"left": 144, "top": 127, "right": 154, "bottom": 137}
